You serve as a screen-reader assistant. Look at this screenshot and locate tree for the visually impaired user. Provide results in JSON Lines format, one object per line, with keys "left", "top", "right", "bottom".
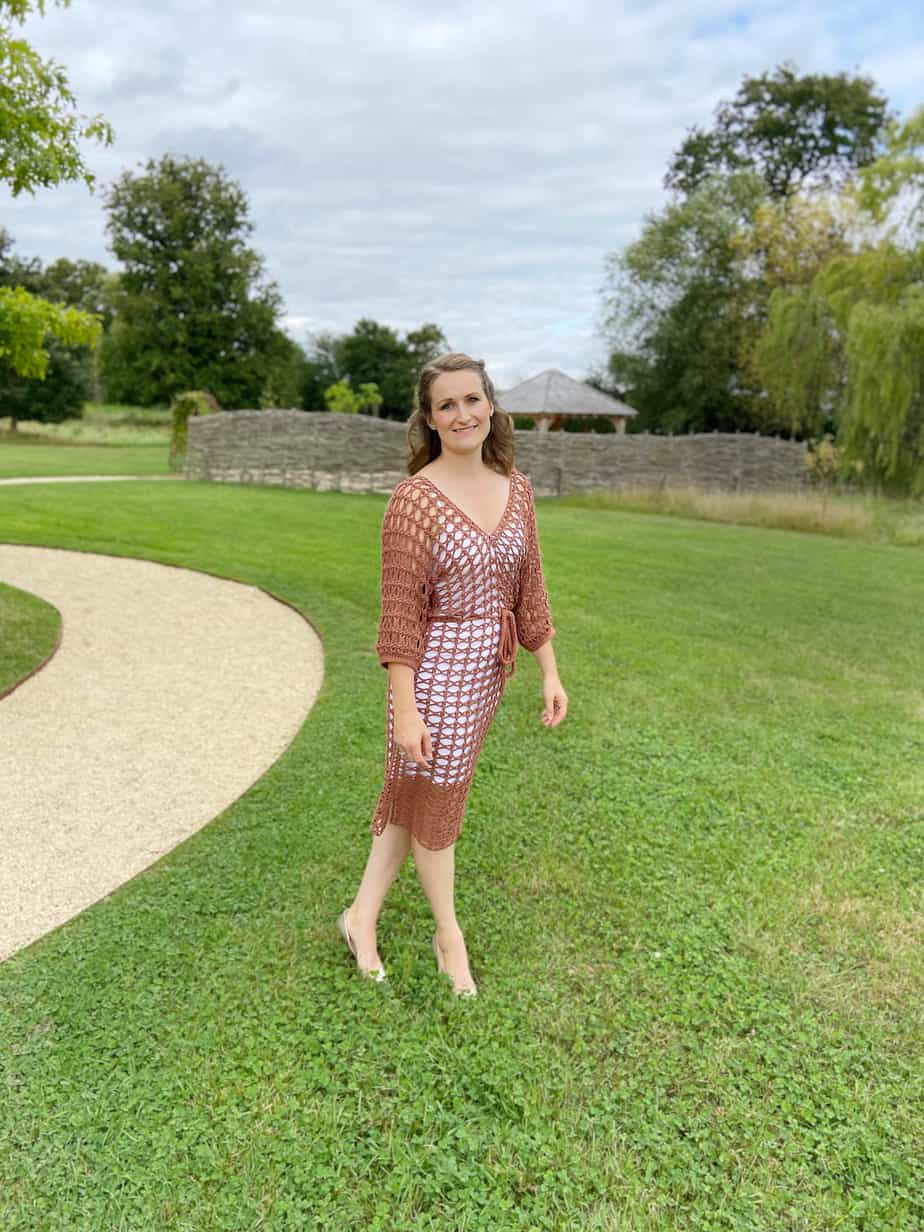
{"left": 852, "top": 103, "right": 924, "bottom": 229}
{"left": 257, "top": 332, "right": 311, "bottom": 409}
{"left": 601, "top": 171, "right": 767, "bottom": 433}
{"left": 750, "top": 236, "right": 924, "bottom": 491}
{"left": 1, "top": 228, "right": 111, "bottom": 334}
{"left": 323, "top": 380, "right": 383, "bottom": 415}
{"left": 665, "top": 63, "right": 891, "bottom": 200}
{"left": 0, "top": 0, "right": 113, "bottom": 196}
{"left": 40, "top": 255, "right": 116, "bottom": 403}
{"left": 336, "top": 320, "right": 405, "bottom": 412}
{"left": 729, "top": 192, "right": 856, "bottom": 431}
{"left": 337, "top": 319, "right": 446, "bottom": 417}
{"left": 0, "top": 284, "right": 98, "bottom": 379}
{"left": 0, "top": 303, "right": 94, "bottom": 428}
{"left": 841, "top": 275, "right": 924, "bottom": 494}
{"left": 743, "top": 106, "right": 924, "bottom": 491}
{"left": 101, "top": 154, "right": 285, "bottom": 406}
{"left": 303, "top": 319, "right": 447, "bottom": 416}
{"left": 0, "top": 229, "right": 101, "bottom": 429}
{"left": 0, "top": 2, "right": 107, "bottom": 428}
{"left": 810, "top": 243, "right": 921, "bottom": 492}
{"left": 302, "top": 330, "right": 344, "bottom": 410}
{"left": 404, "top": 324, "right": 448, "bottom": 386}
{"left": 41, "top": 256, "right": 115, "bottom": 328}
{"left": 749, "top": 284, "right": 843, "bottom": 438}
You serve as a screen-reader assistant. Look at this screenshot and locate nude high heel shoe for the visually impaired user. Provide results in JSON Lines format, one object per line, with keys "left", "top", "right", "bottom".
{"left": 337, "top": 908, "right": 386, "bottom": 982}
{"left": 432, "top": 932, "right": 477, "bottom": 998}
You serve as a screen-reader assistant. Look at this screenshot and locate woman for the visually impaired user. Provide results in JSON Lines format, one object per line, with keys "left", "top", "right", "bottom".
{"left": 337, "top": 352, "right": 568, "bottom": 996}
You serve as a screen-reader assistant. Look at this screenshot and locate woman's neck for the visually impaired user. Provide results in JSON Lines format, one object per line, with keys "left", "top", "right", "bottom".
{"left": 429, "top": 455, "right": 494, "bottom": 483}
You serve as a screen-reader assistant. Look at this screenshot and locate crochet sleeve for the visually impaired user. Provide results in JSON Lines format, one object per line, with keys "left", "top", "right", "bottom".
{"left": 514, "top": 480, "right": 555, "bottom": 652}
{"left": 376, "top": 481, "right": 434, "bottom": 673}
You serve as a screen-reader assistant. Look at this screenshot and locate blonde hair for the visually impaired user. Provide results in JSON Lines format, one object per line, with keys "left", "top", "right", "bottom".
{"left": 406, "top": 351, "right": 515, "bottom": 476}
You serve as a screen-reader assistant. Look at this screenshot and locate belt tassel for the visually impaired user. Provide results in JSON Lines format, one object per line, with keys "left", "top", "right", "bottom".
{"left": 428, "top": 607, "right": 519, "bottom": 677}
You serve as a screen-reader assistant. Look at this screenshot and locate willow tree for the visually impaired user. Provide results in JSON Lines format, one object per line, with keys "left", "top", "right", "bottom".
{"left": 750, "top": 105, "right": 924, "bottom": 492}
{"left": 838, "top": 265, "right": 924, "bottom": 495}
{"left": 752, "top": 243, "right": 923, "bottom": 489}
{"left": 730, "top": 193, "right": 856, "bottom": 431}
{"left": 852, "top": 107, "right": 924, "bottom": 228}
{"left": 750, "top": 285, "right": 842, "bottom": 437}
{"left": 839, "top": 109, "right": 924, "bottom": 493}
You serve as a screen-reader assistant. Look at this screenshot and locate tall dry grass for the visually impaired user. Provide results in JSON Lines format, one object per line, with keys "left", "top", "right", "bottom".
{"left": 562, "top": 482, "right": 924, "bottom": 547}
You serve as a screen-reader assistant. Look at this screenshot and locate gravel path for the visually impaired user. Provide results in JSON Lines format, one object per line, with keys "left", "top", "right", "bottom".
{"left": 0, "top": 544, "right": 324, "bottom": 963}
{"left": 0, "top": 475, "right": 183, "bottom": 485}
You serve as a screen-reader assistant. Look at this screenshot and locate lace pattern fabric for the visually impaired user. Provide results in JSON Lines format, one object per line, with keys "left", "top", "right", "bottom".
{"left": 371, "top": 466, "right": 555, "bottom": 850}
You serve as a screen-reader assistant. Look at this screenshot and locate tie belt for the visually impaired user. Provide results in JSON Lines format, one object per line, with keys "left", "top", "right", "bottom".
{"left": 428, "top": 606, "right": 519, "bottom": 677}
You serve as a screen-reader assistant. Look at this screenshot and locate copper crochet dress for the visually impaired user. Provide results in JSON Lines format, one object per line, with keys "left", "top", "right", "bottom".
{"left": 371, "top": 465, "right": 555, "bottom": 850}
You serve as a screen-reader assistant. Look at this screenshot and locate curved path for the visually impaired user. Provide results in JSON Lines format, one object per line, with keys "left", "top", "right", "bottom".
{"left": 0, "top": 544, "right": 324, "bottom": 963}
{"left": 0, "top": 474, "right": 183, "bottom": 485}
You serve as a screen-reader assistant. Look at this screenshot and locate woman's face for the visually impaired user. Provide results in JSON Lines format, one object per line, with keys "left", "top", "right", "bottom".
{"left": 426, "top": 369, "right": 492, "bottom": 454}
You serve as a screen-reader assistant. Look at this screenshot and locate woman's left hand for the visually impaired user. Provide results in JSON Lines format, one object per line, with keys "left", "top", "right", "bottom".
{"left": 541, "top": 677, "right": 568, "bottom": 728}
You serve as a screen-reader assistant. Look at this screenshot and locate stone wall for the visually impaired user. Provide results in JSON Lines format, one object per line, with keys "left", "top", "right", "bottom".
{"left": 185, "top": 409, "right": 809, "bottom": 496}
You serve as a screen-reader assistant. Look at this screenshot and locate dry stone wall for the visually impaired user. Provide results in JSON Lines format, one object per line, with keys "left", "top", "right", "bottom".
{"left": 185, "top": 409, "right": 808, "bottom": 496}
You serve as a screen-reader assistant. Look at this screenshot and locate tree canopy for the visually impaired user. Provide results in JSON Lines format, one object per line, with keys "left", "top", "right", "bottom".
{"left": 601, "top": 171, "right": 767, "bottom": 433}
{"left": 323, "top": 379, "right": 383, "bottom": 415}
{"left": 665, "top": 63, "right": 891, "bottom": 200}
{"left": 0, "top": 0, "right": 113, "bottom": 195}
{"left": 0, "top": 0, "right": 108, "bottom": 425}
{"left": 0, "top": 281, "right": 98, "bottom": 378}
{"left": 0, "top": 228, "right": 104, "bottom": 426}
{"left": 729, "top": 193, "right": 856, "bottom": 432}
{"left": 852, "top": 104, "right": 924, "bottom": 228}
{"left": 101, "top": 154, "right": 289, "bottom": 406}
{"left": 602, "top": 65, "right": 924, "bottom": 494}
{"left": 303, "top": 319, "right": 447, "bottom": 417}
{"left": 747, "top": 108, "right": 924, "bottom": 493}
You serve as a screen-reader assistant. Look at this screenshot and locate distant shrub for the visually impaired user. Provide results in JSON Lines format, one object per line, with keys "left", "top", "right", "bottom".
{"left": 804, "top": 433, "right": 863, "bottom": 489}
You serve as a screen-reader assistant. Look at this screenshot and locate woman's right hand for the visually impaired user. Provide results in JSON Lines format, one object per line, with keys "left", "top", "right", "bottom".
{"left": 394, "top": 707, "right": 432, "bottom": 769}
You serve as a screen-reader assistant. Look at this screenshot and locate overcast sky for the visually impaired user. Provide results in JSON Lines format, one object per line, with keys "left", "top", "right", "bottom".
{"left": 5, "top": 0, "right": 922, "bottom": 388}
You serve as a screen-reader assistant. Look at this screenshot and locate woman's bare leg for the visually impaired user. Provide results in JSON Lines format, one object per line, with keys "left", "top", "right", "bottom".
{"left": 346, "top": 823, "right": 412, "bottom": 970}
{"left": 412, "top": 835, "right": 477, "bottom": 994}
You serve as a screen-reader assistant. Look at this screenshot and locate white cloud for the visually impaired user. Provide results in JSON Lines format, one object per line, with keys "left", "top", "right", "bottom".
{"left": 4, "top": 0, "right": 922, "bottom": 388}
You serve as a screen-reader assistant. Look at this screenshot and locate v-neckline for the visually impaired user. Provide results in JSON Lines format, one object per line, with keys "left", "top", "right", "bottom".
{"left": 416, "top": 469, "right": 516, "bottom": 539}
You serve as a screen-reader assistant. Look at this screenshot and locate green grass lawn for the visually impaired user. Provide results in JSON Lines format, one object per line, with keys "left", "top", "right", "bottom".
{"left": 1, "top": 477, "right": 923, "bottom": 1230}
{"left": 0, "top": 441, "right": 172, "bottom": 477}
{"left": 0, "top": 403, "right": 172, "bottom": 476}
{"left": 0, "top": 583, "right": 61, "bottom": 695}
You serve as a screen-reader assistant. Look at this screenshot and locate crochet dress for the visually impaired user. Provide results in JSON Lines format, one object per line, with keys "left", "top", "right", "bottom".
{"left": 371, "top": 465, "right": 555, "bottom": 850}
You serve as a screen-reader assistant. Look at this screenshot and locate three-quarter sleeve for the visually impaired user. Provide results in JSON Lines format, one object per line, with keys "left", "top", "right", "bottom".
{"left": 514, "top": 480, "right": 555, "bottom": 652}
{"left": 375, "top": 480, "right": 434, "bottom": 673}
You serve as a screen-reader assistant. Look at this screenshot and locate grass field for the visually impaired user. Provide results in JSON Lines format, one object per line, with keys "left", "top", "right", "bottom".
{"left": 0, "top": 582, "right": 61, "bottom": 695}
{"left": 3, "top": 405, "right": 923, "bottom": 547}
{"left": 0, "top": 406, "right": 172, "bottom": 478}
{"left": 0, "top": 404, "right": 172, "bottom": 477}
{"left": 565, "top": 482, "right": 924, "bottom": 548}
{"left": 0, "top": 470, "right": 922, "bottom": 1230}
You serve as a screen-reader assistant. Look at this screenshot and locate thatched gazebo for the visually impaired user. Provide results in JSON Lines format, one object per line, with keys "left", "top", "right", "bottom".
{"left": 498, "top": 368, "right": 637, "bottom": 433}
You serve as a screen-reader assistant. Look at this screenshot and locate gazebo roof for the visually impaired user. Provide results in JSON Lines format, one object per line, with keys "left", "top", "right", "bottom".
{"left": 497, "top": 368, "right": 637, "bottom": 418}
